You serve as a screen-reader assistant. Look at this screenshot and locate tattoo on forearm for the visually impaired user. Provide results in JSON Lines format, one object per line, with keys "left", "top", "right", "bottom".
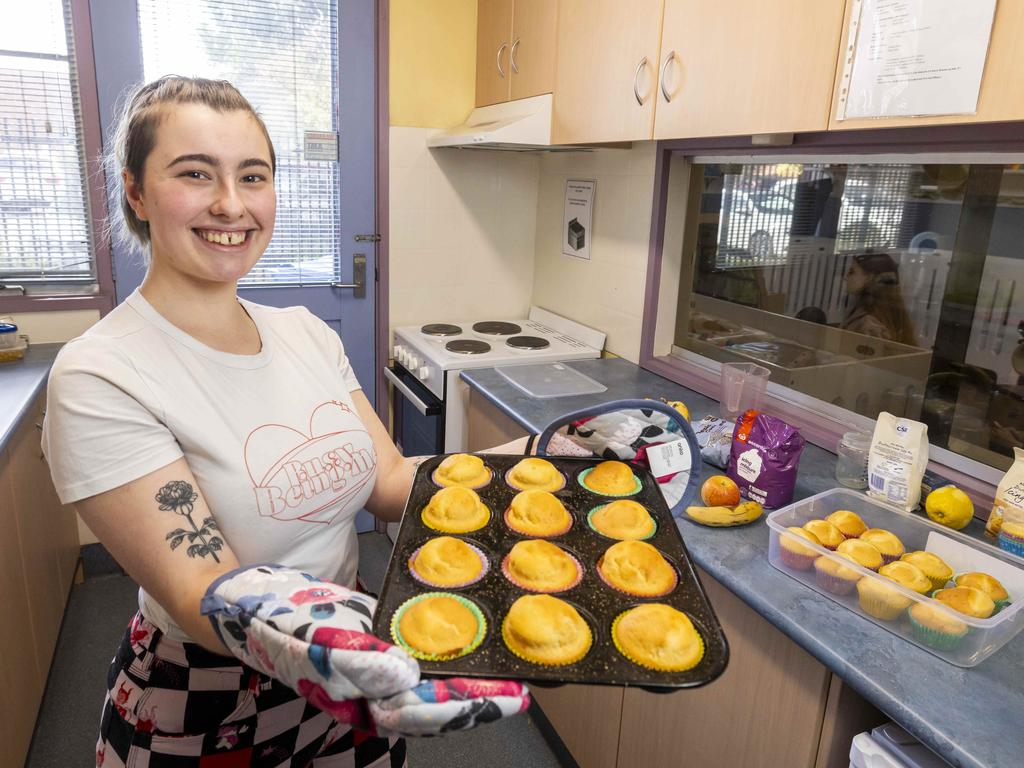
{"left": 157, "top": 480, "right": 223, "bottom": 562}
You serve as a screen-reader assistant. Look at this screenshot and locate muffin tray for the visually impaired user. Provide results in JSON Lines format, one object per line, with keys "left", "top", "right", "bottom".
{"left": 372, "top": 454, "right": 729, "bottom": 690}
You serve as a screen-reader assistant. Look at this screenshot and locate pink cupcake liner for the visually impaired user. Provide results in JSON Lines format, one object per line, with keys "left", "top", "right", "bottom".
{"left": 813, "top": 566, "right": 859, "bottom": 596}
{"left": 407, "top": 542, "right": 489, "bottom": 589}
{"left": 501, "top": 549, "right": 584, "bottom": 594}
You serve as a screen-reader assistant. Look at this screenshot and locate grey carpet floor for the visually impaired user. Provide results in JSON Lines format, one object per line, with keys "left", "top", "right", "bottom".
{"left": 26, "top": 534, "right": 568, "bottom": 768}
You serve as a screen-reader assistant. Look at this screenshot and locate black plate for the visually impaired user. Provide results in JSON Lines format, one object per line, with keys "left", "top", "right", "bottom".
{"left": 372, "top": 454, "right": 729, "bottom": 691}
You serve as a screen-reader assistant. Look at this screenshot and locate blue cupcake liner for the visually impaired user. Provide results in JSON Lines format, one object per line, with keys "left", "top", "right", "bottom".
{"left": 997, "top": 530, "right": 1024, "bottom": 558}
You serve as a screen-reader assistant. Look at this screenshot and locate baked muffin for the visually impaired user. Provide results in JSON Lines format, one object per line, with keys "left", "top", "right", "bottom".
{"left": 612, "top": 604, "right": 704, "bottom": 672}
{"left": 856, "top": 576, "right": 914, "bottom": 621}
{"left": 392, "top": 593, "right": 486, "bottom": 661}
{"left": 860, "top": 529, "right": 905, "bottom": 564}
{"left": 409, "top": 536, "right": 487, "bottom": 588}
{"left": 836, "top": 538, "right": 884, "bottom": 571}
{"left": 933, "top": 586, "right": 995, "bottom": 619}
{"left": 877, "top": 561, "right": 931, "bottom": 595}
{"left": 422, "top": 486, "right": 490, "bottom": 533}
{"left": 955, "top": 572, "right": 1010, "bottom": 610}
{"left": 588, "top": 500, "right": 657, "bottom": 541}
{"left": 802, "top": 519, "right": 845, "bottom": 550}
{"left": 908, "top": 603, "right": 969, "bottom": 651}
{"left": 502, "top": 539, "right": 582, "bottom": 593}
{"left": 581, "top": 460, "right": 640, "bottom": 496}
{"left": 900, "top": 551, "right": 954, "bottom": 593}
{"left": 778, "top": 527, "right": 822, "bottom": 571}
{"left": 825, "top": 509, "right": 868, "bottom": 538}
{"left": 597, "top": 540, "right": 677, "bottom": 597}
{"left": 813, "top": 553, "right": 863, "bottom": 595}
{"left": 432, "top": 453, "right": 491, "bottom": 489}
{"left": 505, "top": 490, "right": 573, "bottom": 537}
{"left": 506, "top": 457, "right": 565, "bottom": 492}
{"left": 502, "top": 594, "right": 592, "bottom": 666}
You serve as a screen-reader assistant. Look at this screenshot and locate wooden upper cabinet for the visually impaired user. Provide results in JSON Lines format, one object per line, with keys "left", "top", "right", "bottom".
{"left": 653, "top": 0, "right": 845, "bottom": 139}
{"left": 829, "top": 0, "right": 1024, "bottom": 130}
{"left": 509, "top": 0, "right": 557, "bottom": 100}
{"left": 552, "top": 0, "right": 666, "bottom": 144}
{"left": 476, "top": 0, "right": 515, "bottom": 106}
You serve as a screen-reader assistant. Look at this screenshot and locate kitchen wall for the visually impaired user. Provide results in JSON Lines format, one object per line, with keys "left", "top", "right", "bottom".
{"left": 6, "top": 309, "right": 99, "bottom": 343}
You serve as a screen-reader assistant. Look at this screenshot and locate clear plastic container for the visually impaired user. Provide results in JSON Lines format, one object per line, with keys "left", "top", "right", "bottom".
{"left": 0, "top": 322, "right": 18, "bottom": 349}
{"left": 0, "top": 338, "right": 27, "bottom": 363}
{"left": 767, "top": 488, "right": 1024, "bottom": 667}
{"left": 836, "top": 431, "right": 871, "bottom": 489}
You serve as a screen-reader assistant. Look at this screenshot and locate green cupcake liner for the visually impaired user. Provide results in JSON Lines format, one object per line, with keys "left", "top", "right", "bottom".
{"left": 908, "top": 611, "right": 968, "bottom": 651}
{"left": 390, "top": 592, "right": 487, "bottom": 662}
{"left": 577, "top": 467, "right": 643, "bottom": 498}
{"left": 586, "top": 504, "right": 657, "bottom": 541}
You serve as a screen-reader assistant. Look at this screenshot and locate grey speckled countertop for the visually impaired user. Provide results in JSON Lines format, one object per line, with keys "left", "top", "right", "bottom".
{"left": 0, "top": 343, "right": 61, "bottom": 453}
{"left": 462, "top": 358, "right": 1023, "bottom": 768}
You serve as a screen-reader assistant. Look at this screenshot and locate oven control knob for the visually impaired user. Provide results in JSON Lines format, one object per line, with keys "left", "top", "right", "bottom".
{"left": 408, "top": 355, "right": 420, "bottom": 369}
{"left": 393, "top": 344, "right": 401, "bottom": 359}
{"left": 398, "top": 347, "right": 408, "bottom": 365}
{"left": 418, "top": 366, "right": 429, "bottom": 380}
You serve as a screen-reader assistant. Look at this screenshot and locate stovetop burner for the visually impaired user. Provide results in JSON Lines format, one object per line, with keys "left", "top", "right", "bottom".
{"left": 446, "top": 339, "right": 491, "bottom": 355}
{"left": 421, "top": 323, "right": 463, "bottom": 337}
{"left": 507, "top": 335, "right": 550, "bottom": 350}
{"left": 473, "top": 321, "right": 522, "bottom": 336}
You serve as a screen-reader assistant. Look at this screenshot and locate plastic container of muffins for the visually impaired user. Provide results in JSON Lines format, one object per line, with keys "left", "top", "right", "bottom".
{"left": 373, "top": 453, "right": 729, "bottom": 690}
{"left": 767, "top": 488, "right": 1024, "bottom": 667}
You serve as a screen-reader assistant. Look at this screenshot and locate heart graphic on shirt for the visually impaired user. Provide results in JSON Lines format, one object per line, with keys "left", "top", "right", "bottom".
{"left": 244, "top": 401, "right": 377, "bottom": 524}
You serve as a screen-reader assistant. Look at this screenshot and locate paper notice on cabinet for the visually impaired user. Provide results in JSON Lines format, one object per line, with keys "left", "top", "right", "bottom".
{"left": 838, "top": 0, "right": 996, "bottom": 120}
{"left": 562, "top": 179, "right": 595, "bottom": 261}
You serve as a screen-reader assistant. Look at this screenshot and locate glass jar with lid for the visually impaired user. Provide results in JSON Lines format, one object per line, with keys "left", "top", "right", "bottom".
{"left": 836, "top": 431, "right": 871, "bottom": 489}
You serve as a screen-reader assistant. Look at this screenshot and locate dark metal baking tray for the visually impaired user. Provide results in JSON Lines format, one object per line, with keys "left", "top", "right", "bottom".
{"left": 372, "top": 454, "right": 729, "bottom": 691}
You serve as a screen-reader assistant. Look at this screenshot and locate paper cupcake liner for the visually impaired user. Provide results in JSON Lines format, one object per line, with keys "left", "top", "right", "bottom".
{"left": 921, "top": 574, "right": 953, "bottom": 593}
{"left": 501, "top": 549, "right": 583, "bottom": 594}
{"left": 501, "top": 614, "right": 593, "bottom": 667}
{"left": 610, "top": 610, "right": 705, "bottom": 672}
{"left": 812, "top": 566, "right": 859, "bottom": 596}
{"left": 877, "top": 552, "right": 903, "bottom": 566}
{"left": 997, "top": 530, "right": 1024, "bottom": 558}
{"left": 421, "top": 505, "right": 491, "bottom": 534}
{"left": 577, "top": 467, "right": 643, "bottom": 498}
{"left": 778, "top": 546, "right": 818, "bottom": 572}
{"left": 993, "top": 598, "right": 1011, "bottom": 614}
{"left": 408, "top": 542, "right": 489, "bottom": 589}
{"left": 586, "top": 504, "right": 657, "bottom": 541}
{"left": 908, "top": 612, "right": 968, "bottom": 651}
{"left": 596, "top": 558, "right": 679, "bottom": 599}
{"left": 431, "top": 467, "right": 493, "bottom": 490}
{"left": 390, "top": 592, "right": 487, "bottom": 662}
{"left": 504, "top": 467, "right": 567, "bottom": 493}
{"left": 503, "top": 508, "right": 573, "bottom": 538}
{"left": 857, "top": 589, "right": 912, "bottom": 621}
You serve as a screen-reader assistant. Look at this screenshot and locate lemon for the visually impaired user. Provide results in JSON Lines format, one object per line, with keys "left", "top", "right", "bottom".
{"left": 665, "top": 400, "right": 690, "bottom": 420}
{"left": 925, "top": 486, "right": 974, "bottom": 530}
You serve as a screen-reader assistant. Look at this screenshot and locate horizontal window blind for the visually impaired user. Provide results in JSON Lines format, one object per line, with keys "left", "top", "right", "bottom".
{"left": 0, "top": 0, "right": 94, "bottom": 285}
{"left": 137, "top": 0, "right": 340, "bottom": 286}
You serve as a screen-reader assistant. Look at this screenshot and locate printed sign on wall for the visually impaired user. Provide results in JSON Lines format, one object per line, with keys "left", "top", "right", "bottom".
{"left": 562, "top": 179, "right": 596, "bottom": 261}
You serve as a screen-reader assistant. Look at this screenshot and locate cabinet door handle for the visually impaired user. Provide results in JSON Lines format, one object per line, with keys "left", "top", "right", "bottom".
{"left": 510, "top": 38, "right": 521, "bottom": 74}
{"left": 633, "top": 56, "right": 648, "bottom": 106}
{"left": 497, "top": 42, "right": 508, "bottom": 78}
{"left": 660, "top": 50, "right": 676, "bottom": 103}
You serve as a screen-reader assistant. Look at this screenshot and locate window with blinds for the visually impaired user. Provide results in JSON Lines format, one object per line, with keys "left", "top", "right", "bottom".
{"left": 0, "top": 0, "right": 94, "bottom": 287}
{"left": 137, "top": 0, "right": 341, "bottom": 286}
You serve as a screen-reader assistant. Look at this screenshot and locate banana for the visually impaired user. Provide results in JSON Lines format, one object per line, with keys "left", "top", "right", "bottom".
{"left": 685, "top": 501, "right": 763, "bottom": 527}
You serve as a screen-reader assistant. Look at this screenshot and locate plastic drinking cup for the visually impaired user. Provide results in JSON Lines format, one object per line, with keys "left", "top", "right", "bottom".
{"left": 719, "top": 362, "right": 770, "bottom": 421}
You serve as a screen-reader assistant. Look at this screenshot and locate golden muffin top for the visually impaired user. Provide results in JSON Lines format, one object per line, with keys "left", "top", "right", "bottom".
{"left": 433, "top": 453, "right": 491, "bottom": 489}
{"left": 825, "top": 509, "right": 868, "bottom": 538}
{"left": 410, "top": 536, "right": 485, "bottom": 587}
{"left": 878, "top": 561, "right": 931, "bottom": 595}
{"left": 502, "top": 594, "right": 592, "bottom": 666}
{"left": 598, "top": 540, "right": 676, "bottom": 597}
{"left": 396, "top": 595, "right": 483, "bottom": 658}
{"left": 504, "top": 539, "right": 580, "bottom": 592}
{"left": 422, "top": 485, "right": 490, "bottom": 533}
{"left": 507, "top": 457, "right": 565, "bottom": 492}
{"left": 583, "top": 460, "right": 638, "bottom": 495}
{"left": 955, "top": 572, "right": 1009, "bottom": 602}
{"left": 934, "top": 586, "right": 995, "bottom": 619}
{"left": 612, "top": 603, "right": 704, "bottom": 672}
{"left": 506, "top": 490, "right": 572, "bottom": 536}
{"left": 836, "top": 538, "right": 883, "bottom": 570}
{"left": 860, "top": 528, "right": 905, "bottom": 558}
{"left": 781, "top": 526, "right": 822, "bottom": 557}
{"left": 803, "top": 519, "right": 845, "bottom": 549}
{"left": 590, "top": 499, "right": 656, "bottom": 540}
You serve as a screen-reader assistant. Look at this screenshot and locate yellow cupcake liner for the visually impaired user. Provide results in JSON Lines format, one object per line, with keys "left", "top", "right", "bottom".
{"left": 857, "top": 588, "right": 913, "bottom": 621}
{"left": 611, "top": 609, "right": 705, "bottom": 672}
{"left": 503, "top": 507, "right": 573, "bottom": 538}
{"left": 407, "top": 541, "right": 489, "bottom": 589}
{"left": 596, "top": 557, "right": 679, "bottom": 599}
{"left": 501, "top": 613, "right": 593, "bottom": 667}
{"left": 504, "top": 467, "right": 567, "bottom": 493}
{"left": 577, "top": 467, "right": 643, "bottom": 498}
{"left": 586, "top": 504, "right": 657, "bottom": 541}
{"left": 500, "top": 549, "right": 584, "bottom": 594}
{"left": 420, "top": 504, "right": 491, "bottom": 534}
{"left": 431, "top": 466, "right": 493, "bottom": 490}
{"left": 390, "top": 592, "right": 487, "bottom": 662}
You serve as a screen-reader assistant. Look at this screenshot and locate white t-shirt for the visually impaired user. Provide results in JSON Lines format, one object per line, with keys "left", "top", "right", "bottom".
{"left": 42, "top": 290, "right": 377, "bottom": 641}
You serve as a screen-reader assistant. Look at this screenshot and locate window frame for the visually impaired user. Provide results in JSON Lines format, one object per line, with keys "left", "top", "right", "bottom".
{"left": 0, "top": 0, "right": 115, "bottom": 314}
{"left": 640, "top": 122, "right": 1024, "bottom": 504}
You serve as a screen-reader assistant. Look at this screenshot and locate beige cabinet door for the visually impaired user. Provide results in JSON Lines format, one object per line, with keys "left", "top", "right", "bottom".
{"left": 653, "top": 0, "right": 845, "bottom": 139}
{"left": 476, "top": 0, "right": 515, "bottom": 106}
{"left": 552, "top": 0, "right": 666, "bottom": 144}
{"left": 509, "top": 0, "right": 558, "bottom": 101}
{"left": 829, "top": 0, "right": 1024, "bottom": 130}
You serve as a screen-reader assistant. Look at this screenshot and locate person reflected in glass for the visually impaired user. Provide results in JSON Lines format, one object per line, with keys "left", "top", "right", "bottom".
{"left": 842, "top": 251, "right": 917, "bottom": 346}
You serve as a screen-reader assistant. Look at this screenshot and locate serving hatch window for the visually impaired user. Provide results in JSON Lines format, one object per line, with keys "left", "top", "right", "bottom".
{"left": 672, "top": 159, "right": 1024, "bottom": 472}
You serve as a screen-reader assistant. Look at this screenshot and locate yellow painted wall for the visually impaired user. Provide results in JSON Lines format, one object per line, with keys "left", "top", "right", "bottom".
{"left": 390, "top": 0, "right": 477, "bottom": 128}
{"left": 7, "top": 309, "right": 99, "bottom": 343}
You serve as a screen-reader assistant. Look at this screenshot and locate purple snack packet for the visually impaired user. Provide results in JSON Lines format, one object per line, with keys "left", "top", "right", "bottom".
{"left": 726, "top": 410, "right": 805, "bottom": 508}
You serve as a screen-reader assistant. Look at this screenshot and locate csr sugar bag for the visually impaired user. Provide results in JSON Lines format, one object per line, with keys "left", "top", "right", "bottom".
{"left": 867, "top": 412, "right": 928, "bottom": 512}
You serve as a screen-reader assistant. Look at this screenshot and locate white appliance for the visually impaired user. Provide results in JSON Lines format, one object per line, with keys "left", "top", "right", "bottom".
{"left": 425, "top": 94, "right": 590, "bottom": 152}
{"left": 385, "top": 307, "right": 605, "bottom": 455}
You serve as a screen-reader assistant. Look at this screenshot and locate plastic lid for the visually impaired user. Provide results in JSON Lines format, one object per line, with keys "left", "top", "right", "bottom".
{"left": 0, "top": 322, "right": 16, "bottom": 334}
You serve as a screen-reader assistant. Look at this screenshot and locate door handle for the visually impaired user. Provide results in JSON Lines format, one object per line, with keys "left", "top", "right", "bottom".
{"left": 497, "top": 42, "right": 508, "bottom": 78}
{"left": 633, "top": 56, "right": 648, "bottom": 106}
{"left": 660, "top": 51, "right": 676, "bottom": 103}
{"left": 510, "top": 38, "right": 521, "bottom": 74}
{"left": 332, "top": 253, "right": 366, "bottom": 298}
{"left": 383, "top": 367, "right": 430, "bottom": 416}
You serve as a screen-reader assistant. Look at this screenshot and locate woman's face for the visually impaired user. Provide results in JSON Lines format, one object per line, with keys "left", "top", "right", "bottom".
{"left": 845, "top": 261, "right": 869, "bottom": 294}
{"left": 125, "top": 103, "right": 276, "bottom": 286}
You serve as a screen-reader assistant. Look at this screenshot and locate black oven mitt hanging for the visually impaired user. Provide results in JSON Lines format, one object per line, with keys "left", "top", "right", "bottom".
{"left": 536, "top": 399, "right": 702, "bottom": 518}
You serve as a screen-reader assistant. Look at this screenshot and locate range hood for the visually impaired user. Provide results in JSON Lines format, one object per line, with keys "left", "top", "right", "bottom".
{"left": 426, "top": 94, "right": 588, "bottom": 152}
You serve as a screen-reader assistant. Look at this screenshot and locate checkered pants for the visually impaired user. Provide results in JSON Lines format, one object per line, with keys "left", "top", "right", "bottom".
{"left": 95, "top": 614, "right": 407, "bottom": 767}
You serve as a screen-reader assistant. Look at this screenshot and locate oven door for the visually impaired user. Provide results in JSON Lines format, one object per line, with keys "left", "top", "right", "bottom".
{"left": 383, "top": 363, "right": 444, "bottom": 456}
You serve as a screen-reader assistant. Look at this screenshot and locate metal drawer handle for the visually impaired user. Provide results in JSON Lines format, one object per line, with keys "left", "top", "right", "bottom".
{"left": 633, "top": 56, "right": 648, "bottom": 106}
{"left": 660, "top": 50, "right": 676, "bottom": 102}
{"left": 383, "top": 367, "right": 430, "bottom": 416}
{"left": 497, "top": 42, "right": 508, "bottom": 78}
{"left": 510, "top": 38, "right": 521, "bottom": 74}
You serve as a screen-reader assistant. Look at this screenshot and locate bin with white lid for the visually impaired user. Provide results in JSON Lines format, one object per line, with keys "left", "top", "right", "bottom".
{"left": 849, "top": 722, "right": 952, "bottom": 768}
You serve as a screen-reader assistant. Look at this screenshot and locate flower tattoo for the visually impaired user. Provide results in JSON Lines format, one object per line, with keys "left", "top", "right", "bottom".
{"left": 158, "top": 480, "right": 223, "bottom": 562}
